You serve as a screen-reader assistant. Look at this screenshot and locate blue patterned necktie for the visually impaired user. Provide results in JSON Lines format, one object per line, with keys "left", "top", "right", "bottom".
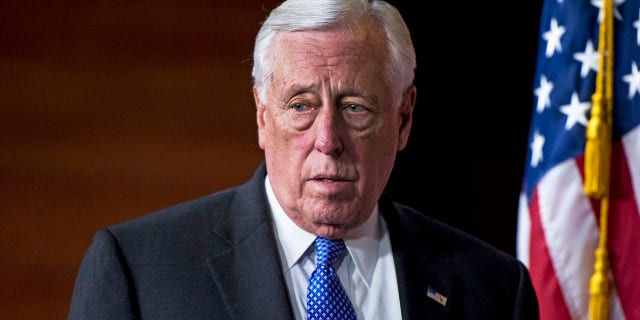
{"left": 306, "top": 237, "right": 357, "bottom": 320}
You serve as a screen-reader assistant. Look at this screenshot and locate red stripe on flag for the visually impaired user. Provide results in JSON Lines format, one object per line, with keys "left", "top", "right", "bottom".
{"left": 528, "top": 188, "right": 572, "bottom": 320}
{"left": 576, "top": 139, "right": 640, "bottom": 319}
{"left": 608, "top": 141, "right": 640, "bottom": 319}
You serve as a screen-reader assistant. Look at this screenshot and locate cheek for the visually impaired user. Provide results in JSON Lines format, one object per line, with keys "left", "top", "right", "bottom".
{"left": 262, "top": 114, "right": 302, "bottom": 158}
{"left": 267, "top": 111, "right": 313, "bottom": 150}
{"left": 362, "top": 125, "right": 399, "bottom": 171}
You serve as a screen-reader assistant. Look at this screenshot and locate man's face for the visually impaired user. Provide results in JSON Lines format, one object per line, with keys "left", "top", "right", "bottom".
{"left": 254, "top": 18, "right": 415, "bottom": 239}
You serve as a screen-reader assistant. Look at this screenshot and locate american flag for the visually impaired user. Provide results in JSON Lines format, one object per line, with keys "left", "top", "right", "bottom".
{"left": 516, "top": 0, "right": 640, "bottom": 319}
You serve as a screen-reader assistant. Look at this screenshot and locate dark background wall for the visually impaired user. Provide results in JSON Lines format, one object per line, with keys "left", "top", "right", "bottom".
{"left": 388, "top": 0, "right": 544, "bottom": 257}
{"left": 0, "top": 1, "right": 542, "bottom": 319}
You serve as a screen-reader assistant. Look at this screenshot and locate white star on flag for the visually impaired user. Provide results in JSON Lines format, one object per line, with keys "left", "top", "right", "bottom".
{"left": 530, "top": 130, "right": 545, "bottom": 168}
{"left": 535, "top": 75, "right": 554, "bottom": 112}
{"left": 559, "top": 92, "right": 590, "bottom": 130}
{"left": 543, "top": 18, "right": 566, "bottom": 57}
{"left": 591, "top": 0, "right": 626, "bottom": 21}
{"left": 623, "top": 61, "right": 640, "bottom": 98}
{"left": 573, "top": 40, "right": 599, "bottom": 78}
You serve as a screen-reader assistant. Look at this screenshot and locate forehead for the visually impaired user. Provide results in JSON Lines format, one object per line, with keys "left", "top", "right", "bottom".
{"left": 268, "top": 19, "right": 390, "bottom": 83}
{"left": 278, "top": 16, "right": 385, "bottom": 49}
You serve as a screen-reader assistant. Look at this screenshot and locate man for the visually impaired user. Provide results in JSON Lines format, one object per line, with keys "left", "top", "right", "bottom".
{"left": 68, "top": 0, "right": 539, "bottom": 319}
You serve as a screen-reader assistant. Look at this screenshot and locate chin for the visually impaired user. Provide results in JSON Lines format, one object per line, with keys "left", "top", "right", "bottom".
{"left": 312, "top": 225, "right": 348, "bottom": 240}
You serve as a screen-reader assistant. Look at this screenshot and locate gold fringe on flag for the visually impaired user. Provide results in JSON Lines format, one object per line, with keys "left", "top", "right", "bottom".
{"left": 585, "top": 0, "right": 614, "bottom": 318}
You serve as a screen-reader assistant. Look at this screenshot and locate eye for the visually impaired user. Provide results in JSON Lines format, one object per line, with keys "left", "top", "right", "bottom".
{"left": 292, "top": 102, "right": 311, "bottom": 112}
{"left": 287, "top": 100, "right": 316, "bottom": 130}
{"left": 344, "top": 103, "right": 366, "bottom": 113}
{"left": 339, "top": 100, "right": 377, "bottom": 130}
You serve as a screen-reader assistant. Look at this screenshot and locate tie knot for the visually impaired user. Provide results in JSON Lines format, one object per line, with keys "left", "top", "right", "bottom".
{"left": 314, "top": 237, "right": 346, "bottom": 267}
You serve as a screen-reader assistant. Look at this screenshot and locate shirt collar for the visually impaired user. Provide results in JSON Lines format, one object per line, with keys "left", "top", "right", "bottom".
{"left": 265, "top": 175, "right": 381, "bottom": 286}
{"left": 266, "top": 176, "right": 316, "bottom": 271}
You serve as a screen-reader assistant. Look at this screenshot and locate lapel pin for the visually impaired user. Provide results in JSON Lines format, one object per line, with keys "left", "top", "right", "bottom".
{"left": 426, "top": 286, "right": 448, "bottom": 307}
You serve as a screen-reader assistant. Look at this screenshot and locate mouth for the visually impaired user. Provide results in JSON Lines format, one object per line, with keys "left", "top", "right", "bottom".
{"left": 306, "top": 174, "right": 356, "bottom": 200}
{"left": 311, "top": 175, "right": 351, "bottom": 183}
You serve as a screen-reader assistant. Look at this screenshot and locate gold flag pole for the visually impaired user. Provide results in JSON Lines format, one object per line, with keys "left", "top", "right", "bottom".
{"left": 585, "top": 0, "right": 614, "bottom": 318}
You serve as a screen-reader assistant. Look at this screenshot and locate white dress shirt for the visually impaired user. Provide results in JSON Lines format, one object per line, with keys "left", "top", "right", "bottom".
{"left": 265, "top": 176, "right": 402, "bottom": 320}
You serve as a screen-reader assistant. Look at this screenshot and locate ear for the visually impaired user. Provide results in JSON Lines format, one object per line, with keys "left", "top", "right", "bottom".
{"left": 397, "top": 85, "right": 416, "bottom": 151}
{"left": 253, "top": 85, "right": 267, "bottom": 150}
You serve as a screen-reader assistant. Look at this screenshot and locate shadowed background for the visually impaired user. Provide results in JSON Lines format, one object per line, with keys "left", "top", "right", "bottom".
{"left": 0, "top": 1, "right": 541, "bottom": 319}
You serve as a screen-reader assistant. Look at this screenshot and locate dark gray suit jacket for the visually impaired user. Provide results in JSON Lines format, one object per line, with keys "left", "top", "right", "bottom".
{"left": 68, "top": 163, "right": 539, "bottom": 319}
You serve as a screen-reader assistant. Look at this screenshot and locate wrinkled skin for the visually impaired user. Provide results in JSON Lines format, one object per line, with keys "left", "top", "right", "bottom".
{"left": 254, "top": 16, "right": 416, "bottom": 239}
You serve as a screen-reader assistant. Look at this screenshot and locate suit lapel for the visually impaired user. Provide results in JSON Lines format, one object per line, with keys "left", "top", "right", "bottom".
{"left": 393, "top": 251, "right": 454, "bottom": 319}
{"left": 206, "top": 164, "right": 295, "bottom": 320}
{"left": 380, "top": 192, "right": 455, "bottom": 320}
{"left": 207, "top": 223, "right": 294, "bottom": 320}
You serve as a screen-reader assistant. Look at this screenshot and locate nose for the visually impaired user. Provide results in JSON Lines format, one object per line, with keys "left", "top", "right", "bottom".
{"left": 314, "top": 106, "right": 343, "bottom": 156}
